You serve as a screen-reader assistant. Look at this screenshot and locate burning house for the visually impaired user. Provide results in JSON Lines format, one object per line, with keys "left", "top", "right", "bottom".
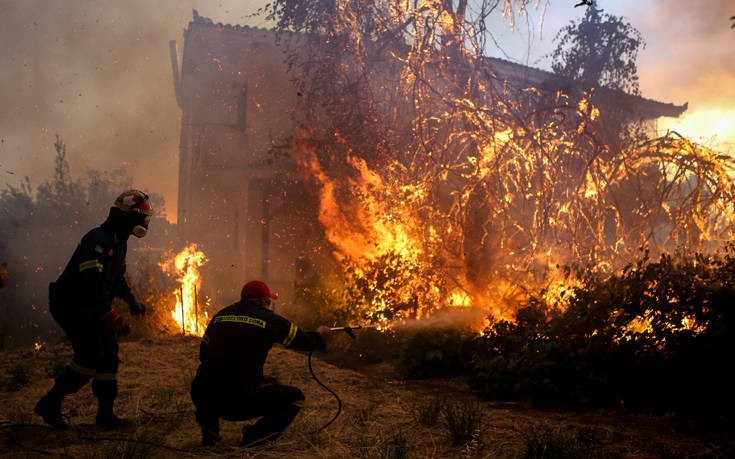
{"left": 169, "top": 11, "right": 687, "bottom": 314}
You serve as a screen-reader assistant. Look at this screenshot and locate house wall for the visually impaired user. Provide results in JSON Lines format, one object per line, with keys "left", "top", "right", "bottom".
{"left": 176, "top": 19, "right": 308, "bottom": 306}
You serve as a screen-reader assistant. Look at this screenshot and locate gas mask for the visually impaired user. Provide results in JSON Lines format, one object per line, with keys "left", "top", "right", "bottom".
{"left": 113, "top": 190, "right": 153, "bottom": 238}
{"left": 132, "top": 215, "right": 151, "bottom": 238}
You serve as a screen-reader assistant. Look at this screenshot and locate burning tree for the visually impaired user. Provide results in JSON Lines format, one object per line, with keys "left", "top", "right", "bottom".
{"left": 262, "top": 1, "right": 735, "bottom": 325}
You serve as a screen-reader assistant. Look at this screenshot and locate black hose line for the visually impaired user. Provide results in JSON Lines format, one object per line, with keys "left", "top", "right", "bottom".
{"left": 307, "top": 350, "right": 342, "bottom": 433}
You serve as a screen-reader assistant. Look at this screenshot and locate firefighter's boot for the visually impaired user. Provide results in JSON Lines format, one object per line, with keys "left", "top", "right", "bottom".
{"left": 34, "top": 365, "right": 90, "bottom": 429}
{"left": 240, "top": 402, "right": 300, "bottom": 447}
{"left": 93, "top": 378, "right": 130, "bottom": 429}
{"left": 34, "top": 388, "right": 67, "bottom": 429}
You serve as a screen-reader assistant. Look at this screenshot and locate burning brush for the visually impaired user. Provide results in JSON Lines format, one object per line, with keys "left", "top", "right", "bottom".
{"left": 159, "top": 243, "right": 210, "bottom": 336}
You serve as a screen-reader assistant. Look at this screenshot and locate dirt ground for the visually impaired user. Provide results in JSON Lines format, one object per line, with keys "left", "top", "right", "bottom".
{"left": 1, "top": 335, "right": 732, "bottom": 458}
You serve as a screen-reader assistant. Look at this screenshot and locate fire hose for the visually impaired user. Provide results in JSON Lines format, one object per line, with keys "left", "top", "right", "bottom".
{"left": 308, "top": 325, "right": 368, "bottom": 433}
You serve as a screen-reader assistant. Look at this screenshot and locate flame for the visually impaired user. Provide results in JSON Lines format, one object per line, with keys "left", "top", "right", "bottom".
{"left": 281, "top": 2, "right": 735, "bottom": 334}
{"left": 298, "top": 147, "right": 422, "bottom": 264}
{"left": 448, "top": 289, "right": 471, "bottom": 307}
{"left": 623, "top": 308, "right": 705, "bottom": 337}
{"left": 159, "top": 243, "right": 210, "bottom": 336}
{"left": 293, "top": 140, "right": 511, "bottom": 329}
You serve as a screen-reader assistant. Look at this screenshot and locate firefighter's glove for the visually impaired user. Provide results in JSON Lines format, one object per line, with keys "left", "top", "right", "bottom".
{"left": 316, "top": 325, "right": 333, "bottom": 342}
{"left": 102, "top": 309, "right": 130, "bottom": 336}
{"left": 124, "top": 292, "right": 146, "bottom": 316}
{"left": 314, "top": 325, "right": 333, "bottom": 350}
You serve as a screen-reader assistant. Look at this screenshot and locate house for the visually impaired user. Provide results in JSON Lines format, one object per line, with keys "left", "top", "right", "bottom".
{"left": 169, "top": 11, "right": 687, "bottom": 307}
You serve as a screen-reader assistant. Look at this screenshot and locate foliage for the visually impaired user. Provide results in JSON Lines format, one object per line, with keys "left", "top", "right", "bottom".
{"left": 124, "top": 250, "right": 182, "bottom": 338}
{"left": 549, "top": 2, "right": 653, "bottom": 156}
{"left": 467, "top": 248, "right": 735, "bottom": 418}
{"left": 551, "top": 3, "right": 644, "bottom": 95}
{"left": 296, "top": 250, "right": 438, "bottom": 327}
{"left": 394, "top": 326, "right": 475, "bottom": 378}
{"left": 262, "top": 0, "right": 735, "bottom": 325}
{"left": 0, "top": 137, "right": 177, "bottom": 348}
{"left": 339, "top": 252, "right": 425, "bottom": 323}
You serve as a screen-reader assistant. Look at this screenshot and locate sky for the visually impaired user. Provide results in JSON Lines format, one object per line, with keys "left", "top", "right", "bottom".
{"left": 0, "top": 0, "right": 733, "bottom": 222}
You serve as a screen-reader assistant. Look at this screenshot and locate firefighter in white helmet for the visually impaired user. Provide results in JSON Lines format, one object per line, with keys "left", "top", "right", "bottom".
{"left": 34, "top": 189, "right": 152, "bottom": 429}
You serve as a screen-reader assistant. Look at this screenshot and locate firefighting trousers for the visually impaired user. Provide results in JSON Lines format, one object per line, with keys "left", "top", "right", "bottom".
{"left": 49, "top": 298, "right": 120, "bottom": 400}
{"left": 191, "top": 374, "right": 305, "bottom": 444}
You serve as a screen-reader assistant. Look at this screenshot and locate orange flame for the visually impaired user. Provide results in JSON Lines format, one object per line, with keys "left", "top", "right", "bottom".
{"left": 160, "top": 243, "right": 209, "bottom": 336}
{"left": 292, "top": 139, "right": 487, "bottom": 326}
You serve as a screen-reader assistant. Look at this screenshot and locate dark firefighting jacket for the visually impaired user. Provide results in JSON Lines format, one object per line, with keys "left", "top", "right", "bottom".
{"left": 50, "top": 221, "right": 132, "bottom": 320}
{"left": 197, "top": 299, "right": 326, "bottom": 391}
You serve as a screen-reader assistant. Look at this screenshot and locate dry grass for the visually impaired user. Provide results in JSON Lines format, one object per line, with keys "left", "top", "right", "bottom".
{"left": 0, "top": 335, "right": 732, "bottom": 458}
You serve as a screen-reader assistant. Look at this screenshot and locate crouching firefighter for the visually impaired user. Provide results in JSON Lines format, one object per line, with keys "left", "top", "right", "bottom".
{"left": 34, "top": 190, "right": 152, "bottom": 429}
{"left": 191, "top": 280, "right": 333, "bottom": 447}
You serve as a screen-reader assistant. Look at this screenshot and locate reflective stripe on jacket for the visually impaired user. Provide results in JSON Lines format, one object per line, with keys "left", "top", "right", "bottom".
{"left": 52, "top": 225, "right": 131, "bottom": 318}
{"left": 197, "top": 299, "right": 324, "bottom": 389}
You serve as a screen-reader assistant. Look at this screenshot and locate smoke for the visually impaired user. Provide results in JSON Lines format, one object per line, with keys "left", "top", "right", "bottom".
{"left": 633, "top": 0, "right": 733, "bottom": 97}
{"left": 526, "top": 0, "right": 735, "bottom": 153}
{"left": 0, "top": 0, "right": 268, "bottom": 221}
{"left": 0, "top": 0, "right": 268, "bottom": 347}
{"left": 387, "top": 307, "right": 489, "bottom": 333}
{"left": 629, "top": 0, "right": 735, "bottom": 151}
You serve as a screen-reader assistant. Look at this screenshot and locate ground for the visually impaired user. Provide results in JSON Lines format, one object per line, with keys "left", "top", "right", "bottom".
{"left": 0, "top": 335, "right": 732, "bottom": 458}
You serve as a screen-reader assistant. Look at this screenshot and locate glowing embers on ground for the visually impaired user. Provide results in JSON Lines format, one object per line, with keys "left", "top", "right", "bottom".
{"left": 159, "top": 243, "right": 209, "bottom": 336}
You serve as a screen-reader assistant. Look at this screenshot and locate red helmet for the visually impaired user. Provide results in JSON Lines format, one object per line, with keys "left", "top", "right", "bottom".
{"left": 114, "top": 190, "right": 153, "bottom": 216}
{"left": 241, "top": 280, "right": 279, "bottom": 300}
